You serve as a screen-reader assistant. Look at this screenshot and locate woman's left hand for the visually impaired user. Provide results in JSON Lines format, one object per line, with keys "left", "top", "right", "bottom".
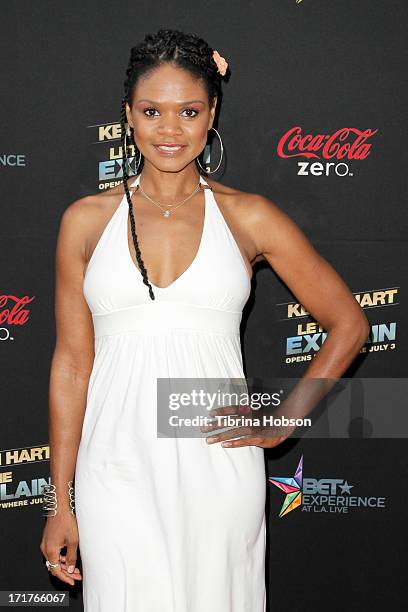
{"left": 201, "top": 405, "right": 293, "bottom": 449}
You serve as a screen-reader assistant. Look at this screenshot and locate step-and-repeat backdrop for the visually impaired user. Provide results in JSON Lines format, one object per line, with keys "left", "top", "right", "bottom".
{"left": 2, "top": 1, "right": 406, "bottom": 610}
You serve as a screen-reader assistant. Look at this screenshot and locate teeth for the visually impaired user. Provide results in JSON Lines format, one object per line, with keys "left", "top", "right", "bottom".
{"left": 157, "top": 145, "right": 182, "bottom": 151}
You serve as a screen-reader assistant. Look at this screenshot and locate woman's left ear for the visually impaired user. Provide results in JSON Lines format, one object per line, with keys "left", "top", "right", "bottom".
{"left": 209, "top": 96, "right": 217, "bottom": 117}
{"left": 125, "top": 102, "right": 133, "bottom": 128}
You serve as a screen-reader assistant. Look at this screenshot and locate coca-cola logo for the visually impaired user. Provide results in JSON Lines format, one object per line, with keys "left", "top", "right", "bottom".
{"left": 0, "top": 295, "right": 35, "bottom": 340}
{"left": 277, "top": 127, "right": 378, "bottom": 177}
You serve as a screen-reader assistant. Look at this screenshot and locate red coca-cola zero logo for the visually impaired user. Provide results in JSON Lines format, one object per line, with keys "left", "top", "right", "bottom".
{"left": 0, "top": 295, "right": 34, "bottom": 326}
{"left": 277, "top": 127, "right": 378, "bottom": 160}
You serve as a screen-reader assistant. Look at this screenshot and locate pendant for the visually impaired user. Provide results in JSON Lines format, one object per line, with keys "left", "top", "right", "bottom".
{"left": 163, "top": 210, "right": 171, "bottom": 218}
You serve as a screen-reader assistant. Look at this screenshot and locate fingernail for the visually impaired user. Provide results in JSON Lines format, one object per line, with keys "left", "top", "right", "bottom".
{"left": 206, "top": 437, "right": 215, "bottom": 443}
{"left": 68, "top": 565, "right": 75, "bottom": 573}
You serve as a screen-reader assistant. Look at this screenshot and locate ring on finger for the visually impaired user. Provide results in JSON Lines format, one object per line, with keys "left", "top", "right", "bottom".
{"left": 45, "top": 560, "right": 60, "bottom": 570}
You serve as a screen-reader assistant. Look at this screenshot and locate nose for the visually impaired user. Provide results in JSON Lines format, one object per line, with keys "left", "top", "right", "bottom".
{"left": 157, "top": 112, "right": 183, "bottom": 136}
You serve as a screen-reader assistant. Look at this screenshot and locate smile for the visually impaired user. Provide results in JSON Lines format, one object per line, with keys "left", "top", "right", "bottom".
{"left": 154, "top": 144, "right": 186, "bottom": 155}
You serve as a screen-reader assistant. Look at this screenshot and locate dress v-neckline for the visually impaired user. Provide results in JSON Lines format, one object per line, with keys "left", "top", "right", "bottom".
{"left": 124, "top": 174, "right": 209, "bottom": 291}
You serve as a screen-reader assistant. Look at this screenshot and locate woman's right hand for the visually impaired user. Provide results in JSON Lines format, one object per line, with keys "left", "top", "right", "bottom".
{"left": 39, "top": 513, "right": 83, "bottom": 586}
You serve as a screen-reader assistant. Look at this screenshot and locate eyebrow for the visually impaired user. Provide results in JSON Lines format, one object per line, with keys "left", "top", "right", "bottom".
{"left": 136, "top": 99, "right": 205, "bottom": 105}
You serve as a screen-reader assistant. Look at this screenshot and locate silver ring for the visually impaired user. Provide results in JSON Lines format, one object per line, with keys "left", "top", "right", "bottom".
{"left": 45, "top": 560, "right": 60, "bottom": 570}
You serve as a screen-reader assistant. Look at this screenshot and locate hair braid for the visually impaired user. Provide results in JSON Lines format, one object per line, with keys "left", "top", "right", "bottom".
{"left": 120, "top": 97, "right": 155, "bottom": 300}
{"left": 120, "top": 28, "right": 227, "bottom": 300}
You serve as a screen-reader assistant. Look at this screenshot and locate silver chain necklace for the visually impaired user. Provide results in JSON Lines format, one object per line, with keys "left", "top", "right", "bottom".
{"left": 138, "top": 178, "right": 202, "bottom": 218}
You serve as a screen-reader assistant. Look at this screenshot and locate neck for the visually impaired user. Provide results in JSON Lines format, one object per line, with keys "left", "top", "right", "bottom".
{"left": 137, "top": 164, "right": 202, "bottom": 200}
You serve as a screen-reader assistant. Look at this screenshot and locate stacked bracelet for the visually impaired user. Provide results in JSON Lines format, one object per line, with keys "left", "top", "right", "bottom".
{"left": 42, "top": 480, "right": 76, "bottom": 517}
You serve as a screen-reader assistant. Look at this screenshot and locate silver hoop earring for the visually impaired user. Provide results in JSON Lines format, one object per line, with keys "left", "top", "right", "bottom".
{"left": 196, "top": 127, "right": 224, "bottom": 174}
{"left": 134, "top": 148, "right": 142, "bottom": 174}
{"left": 124, "top": 130, "right": 142, "bottom": 175}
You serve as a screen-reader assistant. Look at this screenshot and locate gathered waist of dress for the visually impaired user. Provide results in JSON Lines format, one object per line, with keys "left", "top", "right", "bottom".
{"left": 91, "top": 302, "right": 242, "bottom": 338}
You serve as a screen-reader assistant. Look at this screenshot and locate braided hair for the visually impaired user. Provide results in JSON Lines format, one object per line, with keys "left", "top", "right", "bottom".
{"left": 120, "top": 28, "right": 227, "bottom": 300}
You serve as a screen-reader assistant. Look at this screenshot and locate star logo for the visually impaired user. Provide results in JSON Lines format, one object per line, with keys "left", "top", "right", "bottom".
{"left": 339, "top": 480, "right": 353, "bottom": 494}
{"left": 268, "top": 455, "right": 303, "bottom": 517}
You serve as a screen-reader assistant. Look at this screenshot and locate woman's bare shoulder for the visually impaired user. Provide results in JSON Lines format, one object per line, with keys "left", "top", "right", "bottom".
{"left": 55, "top": 182, "right": 130, "bottom": 268}
{"left": 206, "top": 178, "right": 284, "bottom": 262}
{"left": 206, "top": 177, "right": 279, "bottom": 210}
{"left": 66, "top": 181, "right": 126, "bottom": 211}
{"left": 60, "top": 181, "right": 127, "bottom": 230}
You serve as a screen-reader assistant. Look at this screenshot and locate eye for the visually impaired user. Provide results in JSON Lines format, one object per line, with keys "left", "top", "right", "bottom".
{"left": 143, "top": 108, "right": 159, "bottom": 118}
{"left": 181, "top": 108, "right": 199, "bottom": 118}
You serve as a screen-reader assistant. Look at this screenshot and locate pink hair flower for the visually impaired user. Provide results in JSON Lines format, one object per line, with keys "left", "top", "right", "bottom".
{"left": 212, "top": 49, "right": 229, "bottom": 76}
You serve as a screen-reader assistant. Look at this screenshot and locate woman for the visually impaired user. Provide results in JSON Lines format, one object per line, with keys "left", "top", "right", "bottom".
{"left": 39, "top": 29, "right": 369, "bottom": 611}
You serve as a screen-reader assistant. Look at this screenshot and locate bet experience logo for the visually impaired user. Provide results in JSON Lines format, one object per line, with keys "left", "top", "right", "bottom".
{"left": 268, "top": 455, "right": 386, "bottom": 517}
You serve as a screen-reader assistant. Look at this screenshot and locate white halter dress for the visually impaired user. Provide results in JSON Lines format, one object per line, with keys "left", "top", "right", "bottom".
{"left": 74, "top": 173, "right": 266, "bottom": 611}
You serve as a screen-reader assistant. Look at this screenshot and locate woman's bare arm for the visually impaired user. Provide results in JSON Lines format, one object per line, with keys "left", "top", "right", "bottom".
{"left": 249, "top": 195, "right": 370, "bottom": 376}
{"left": 48, "top": 198, "right": 95, "bottom": 511}
{"left": 205, "top": 194, "right": 370, "bottom": 448}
